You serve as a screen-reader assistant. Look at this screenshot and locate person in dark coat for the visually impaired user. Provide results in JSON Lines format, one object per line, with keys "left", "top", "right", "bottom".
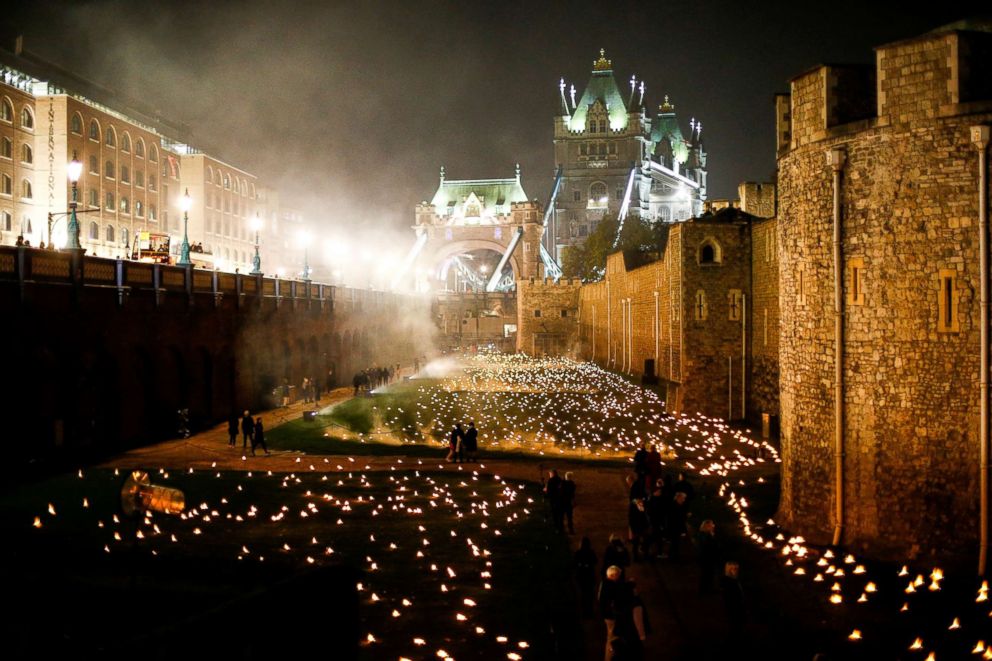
{"left": 602, "top": 535, "right": 631, "bottom": 580}
{"left": 666, "top": 491, "right": 689, "bottom": 561}
{"left": 560, "top": 471, "right": 576, "bottom": 534}
{"left": 544, "top": 469, "right": 563, "bottom": 531}
{"left": 240, "top": 410, "right": 254, "bottom": 449}
{"left": 464, "top": 421, "right": 479, "bottom": 462}
{"left": 627, "top": 475, "right": 650, "bottom": 561}
{"left": 446, "top": 424, "right": 463, "bottom": 462}
{"left": 673, "top": 472, "right": 695, "bottom": 503}
{"left": 574, "top": 536, "right": 598, "bottom": 617}
{"left": 646, "top": 444, "right": 663, "bottom": 485}
{"left": 227, "top": 414, "right": 238, "bottom": 447}
{"left": 696, "top": 519, "right": 720, "bottom": 593}
{"left": 632, "top": 443, "right": 649, "bottom": 477}
{"left": 612, "top": 580, "right": 649, "bottom": 661}
{"left": 598, "top": 565, "right": 624, "bottom": 660}
{"left": 721, "top": 561, "right": 746, "bottom": 641}
{"left": 251, "top": 417, "right": 269, "bottom": 456}
{"left": 647, "top": 477, "right": 668, "bottom": 558}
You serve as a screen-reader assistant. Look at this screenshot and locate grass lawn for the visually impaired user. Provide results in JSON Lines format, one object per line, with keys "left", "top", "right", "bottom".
{"left": 0, "top": 466, "right": 581, "bottom": 660}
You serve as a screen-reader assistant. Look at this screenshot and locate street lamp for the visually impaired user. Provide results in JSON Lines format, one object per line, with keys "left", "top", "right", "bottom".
{"left": 299, "top": 229, "right": 312, "bottom": 281}
{"left": 178, "top": 189, "right": 192, "bottom": 266}
{"left": 250, "top": 212, "right": 262, "bottom": 275}
{"left": 65, "top": 152, "right": 83, "bottom": 250}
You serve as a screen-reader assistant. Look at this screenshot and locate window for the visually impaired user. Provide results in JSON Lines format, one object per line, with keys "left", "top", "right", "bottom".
{"left": 848, "top": 258, "right": 865, "bottom": 306}
{"left": 89, "top": 119, "right": 100, "bottom": 141}
{"left": 534, "top": 309, "right": 541, "bottom": 317}
{"left": 88, "top": 221, "right": 99, "bottom": 240}
{"left": 616, "top": 186, "right": 624, "bottom": 200}
{"left": 105, "top": 191, "right": 115, "bottom": 210}
{"left": 22, "top": 216, "right": 32, "bottom": 235}
{"left": 105, "top": 127, "right": 116, "bottom": 148}
{"left": 120, "top": 196, "right": 129, "bottom": 214}
{"left": 573, "top": 190, "right": 581, "bottom": 202}
{"left": 120, "top": 165, "right": 130, "bottom": 184}
{"left": 135, "top": 200, "right": 143, "bottom": 217}
{"left": 728, "top": 289, "right": 743, "bottom": 321}
{"left": 1, "top": 174, "right": 10, "bottom": 195}
{"left": 21, "top": 179, "right": 32, "bottom": 199}
{"left": 148, "top": 204, "right": 157, "bottom": 221}
{"left": 1, "top": 210, "right": 10, "bottom": 231}
{"left": 223, "top": 173, "right": 230, "bottom": 189}
{"left": 20, "top": 106, "right": 33, "bottom": 130}
{"left": 121, "top": 228, "right": 129, "bottom": 248}
{"left": 797, "top": 267, "right": 807, "bottom": 306}
{"left": 599, "top": 120, "right": 607, "bottom": 133}
{"left": 135, "top": 139, "right": 144, "bottom": 158}
{"left": 148, "top": 174, "right": 156, "bottom": 191}
{"left": 0, "top": 97, "right": 11, "bottom": 122}
{"left": 698, "top": 238, "right": 722, "bottom": 265}
{"left": 89, "top": 155, "right": 98, "bottom": 174}
{"left": 937, "top": 269, "right": 959, "bottom": 333}
{"left": 105, "top": 160, "right": 115, "bottom": 179}
{"left": 589, "top": 182, "right": 607, "bottom": 208}
{"left": 149, "top": 145, "right": 158, "bottom": 163}
{"left": 609, "top": 143, "right": 617, "bottom": 155}
{"left": 561, "top": 309, "right": 568, "bottom": 318}
{"left": 106, "top": 225, "right": 115, "bottom": 242}
{"left": 71, "top": 113, "right": 83, "bottom": 134}
{"left": 135, "top": 170, "right": 144, "bottom": 188}
{"left": 88, "top": 188, "right": 98, "bottom": 208}
{"left": 694, "top": 290, "right": 708, "bottom": 321}
{"left": 121, "top": 133, "right": 130, "bottom": 152}
{"left": 0, "top": 137, "right": 10, "bottom": 158}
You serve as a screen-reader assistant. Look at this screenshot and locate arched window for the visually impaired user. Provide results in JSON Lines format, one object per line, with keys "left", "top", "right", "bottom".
{"left": 148, "top": 145, "right": 158, "bottom": 163}
{"left": 135, "top": 139, "right": 144, "bottom": 158}
{"left": 697, "top": 238, "right": 722, "bottom": 265}
{"left": 658, "top": 206, "right": 671, "bottom": 222}
{"left": 106, "top": 225, "right": 115, "bottom": 242}
{"left": 21, "top": 179, "right": 32, "bottom": 199}
{"left": 589, "top": 182, "right": 608, "bottom": 208}
{"left": 70, "top": 113, "right": 83, "bottom": 134}
{"left": 89, "top": 119, "right": 100, "bottom": 141}
{"left": 105, "top": 160, "right": 115, "bottom": 179}
{"left": 135, "top": 200, "right": 143, "bottom": 217}
{"left": 206, "top": 165, "right": 213, "bottom": 184}
{"left": 214, "top": 170, "right": 221, "bottom": 186}
{"left": 0, "top": 97, "right": 12, "bottom": 122}
{"left": 120, "top": 196, "right": 129, "bottom": 214}
{"left": 22, "top": 216, "right": 32, "bottom": 236}
{"left": 1, "top": 173, "right": 10, "bottom": 195}
{"left": 20, "top": 106, "right": 33, "bottom": 130}
{"left": 1, "top": 137, "right": 10, "bottom": 158}
{"left": 135, "top": 170, "right": 144, "bottom": 187}
{"left": 1, "top": 210, "right": 11, "bottom": 230}
{"left": 88, "top": 189, "right": 98, "bottom": 208}
{"left": 223, "top": 173, "right": 230, "bottom": 189}
{"left": 105, "top": 191, "right": 115, "bottom": 210}
{"left": 21, "top": 143, "right": 32, "bottom": 164}
{"left": 121, "top": 227, "right": 129, "bottom": 248}
{"left": 105, "top": 127, "right": 116, "bottom": 148}
{"left": 148, "top": 174, "right": 156, "bottom": 191}
{"left": 148, "top": 204, "right": 157, "bottom": 221}
{"left": 120, "top": 164, "right": 130, "bottom": 184}
{"left": 89, "top": 154, "right": 98, "bottom": 174}
{"left": 88, "top": 221, "right": 99, "bottom": 240}
{"left": 121, "top": 132, "right": 131, "bottom": 152}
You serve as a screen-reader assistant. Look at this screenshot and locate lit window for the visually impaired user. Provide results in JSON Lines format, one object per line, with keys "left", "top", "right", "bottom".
{"left": 88, "top": 221, "right": 99, "bottom": 240}
{"left": 120, "top": 196, "right": 130, "bottom": 214}
{"left": 1, "top": 174, "right": 10, "bottom": 195}
{"left": 88, "top": 188, "right": 98, "bottom": 208}
{"left": 589, "top": 182, "right": 607, "bottom": 208}
{"left": 106, "top": 225, "right": 115, "bottom": 242}
{"left": 135, "top": 200, "right": 143, "bottom": 217}
{"left": 105, "top": 191, "right": 115, "bottom": 210}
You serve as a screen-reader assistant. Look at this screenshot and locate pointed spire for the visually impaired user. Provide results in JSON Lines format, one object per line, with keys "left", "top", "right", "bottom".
{"left": 628, "top": 75, "right": 637, "bottom": 107}
{"left": 638, "top": 81, "right": 645, "bottom": 107}
{"left": 440, "top": 165, "right": 445, "bottom": 183}
{"left": 660, "top": 95, "right": 674, "bottom": 113}
{"left": 569, "top": 84, "right": 576, "bottom": 110}
{"left": 515, "top": 163, "right": 521, "bottom": 181}
{"left": 559, "top": 77, "right": 570, "bottom": 116}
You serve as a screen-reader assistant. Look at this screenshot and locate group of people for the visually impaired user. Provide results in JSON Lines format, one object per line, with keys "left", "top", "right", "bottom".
{"left": 445, "top": 422, "right": 479, "bottom": 463}
{"left": 352, "top": 364, "right": 400, "bottom": 395}
{"left": 228, "top": 410, "right": 268, "bottom": 456}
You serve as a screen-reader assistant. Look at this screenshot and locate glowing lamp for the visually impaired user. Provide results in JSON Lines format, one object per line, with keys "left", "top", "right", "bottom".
{"left": 180, "top": 190, "right": 192, "bottom": 213}
{"left": 67, "top": 158, "right": 83, "bottom": 183}
{"left": 250, "top": 213, "right": 262, "bottom": 232}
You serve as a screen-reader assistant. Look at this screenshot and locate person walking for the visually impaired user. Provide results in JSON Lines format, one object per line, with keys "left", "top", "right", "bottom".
{"left": 666, "top": 491, "right": 690, "bottom": 561}
{"left": 561, "top": 471, "right": 576, "bottom": 534}
{"left": 446, "top": 424, "right": 463, "bottom": 462}
{"left": 251, "top": 417, "right": 269, "bottom": 456}
{"left": 599, "top": 565, "right": 623, "bottom": 661}
{"left": 575, "top": 536, "right": 598, "bottom": 618}
{"left": 543, "top": 469, "right": 563, "bottom": 531}
{"left": 241, "top": 410, "right": 254, "bottom": 449}
{"left": 696, "top": 519, "right": 721, "bottom": 593}
{"left": 602, "top": 535, "right": 631, "bottom": 581}
{"left": 227, "top": 413, "right": 238, "bottom": 447}
{"left": 464, "top": 421, "right": 479, "bottom": 462}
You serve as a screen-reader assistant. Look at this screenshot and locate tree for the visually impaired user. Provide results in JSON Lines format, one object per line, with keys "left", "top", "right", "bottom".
{"left": 561, "top": 214, "right": 665, "bottom": 282}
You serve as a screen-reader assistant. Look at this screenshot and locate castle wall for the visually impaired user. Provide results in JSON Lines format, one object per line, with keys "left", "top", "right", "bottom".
{"left": 516, "top": 278, "right": 581, "bottom": 355}
{"left": 749, "top": 217, "right": 779, "bottom": 420}
{"left": 777, "top": 28, "right": 992, "bottom": 562}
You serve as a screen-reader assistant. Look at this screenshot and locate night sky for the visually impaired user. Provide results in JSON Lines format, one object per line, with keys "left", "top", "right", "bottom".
{"left": 0, "top": 1, "right": 984, "bottom": 242}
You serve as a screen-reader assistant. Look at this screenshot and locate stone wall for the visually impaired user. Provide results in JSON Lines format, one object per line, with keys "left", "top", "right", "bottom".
{"left": 777, "top": 27, "right": 992, "bottom": 563}
{"left": 749, "top": 217, "right": 779, "bottom": 420}
{"left": 516, "top": 278, "right": 581, "bottom": 355}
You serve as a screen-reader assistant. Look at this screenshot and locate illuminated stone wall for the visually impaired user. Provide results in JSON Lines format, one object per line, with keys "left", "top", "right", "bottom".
{"left": 777, "top": 27, "right": 992, "bottom": 562}
{"left": 516, "top": 278, "right": 581, "bottom": 356}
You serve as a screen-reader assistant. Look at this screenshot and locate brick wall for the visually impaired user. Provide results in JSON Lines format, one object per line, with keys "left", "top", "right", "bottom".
{"left": 516, "top": 278, "right": 581, "bottom": 355}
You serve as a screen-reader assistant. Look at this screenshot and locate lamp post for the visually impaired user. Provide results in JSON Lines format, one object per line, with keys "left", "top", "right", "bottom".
{"left": 65, "top": 152, "right": 83, "bottom": 250}
{"left": 250, "top": 213, "right": 262, "bottom": 275}
{"left": 299, "top": 229, "right": 312, "bottom": 281}
{"left": 177, "top": 189, "right": 192, "bottom": 266}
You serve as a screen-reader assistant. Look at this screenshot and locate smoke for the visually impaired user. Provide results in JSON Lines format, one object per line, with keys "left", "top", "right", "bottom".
{"left": 416, "top": 356, "right": 462, "bottom": 379}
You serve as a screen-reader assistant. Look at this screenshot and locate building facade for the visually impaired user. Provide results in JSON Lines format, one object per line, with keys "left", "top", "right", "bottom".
{"left": 551, "top": 50, "right": 707, "bottom": 261}
{"left": 776, "top": 23, "right": 992, "bottom": 562}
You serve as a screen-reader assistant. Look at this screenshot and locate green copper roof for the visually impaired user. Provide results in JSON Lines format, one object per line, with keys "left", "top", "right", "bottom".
{"left": 568, "top": 54, "right": 628, "bottom": 132}
{"left": 651, "top": 105, "right": 688, "bottom": 165}
{"left": 430, "top": 176, "right": 529, "bottom": 220}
